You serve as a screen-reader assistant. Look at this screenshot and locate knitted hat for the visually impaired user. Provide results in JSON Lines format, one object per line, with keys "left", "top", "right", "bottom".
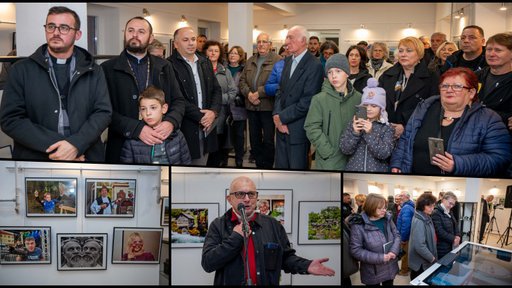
{"left": 359, "top": 78, "right": 389, "bottom": 124}
{"left": 325, "top": 53, "right": 350, "bottom": 77}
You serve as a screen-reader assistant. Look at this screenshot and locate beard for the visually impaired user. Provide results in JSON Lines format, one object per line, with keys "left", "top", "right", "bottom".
{"left": 48, "top": 37, "right": 74, "bottom": 55}
{"left": 125, "top": 37, "right": 150, "bottom": 54}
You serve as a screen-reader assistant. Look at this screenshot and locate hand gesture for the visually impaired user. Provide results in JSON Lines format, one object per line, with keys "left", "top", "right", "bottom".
{"left": 352, "top": 116, "right": 363, "bottom": 134}
{"left": 391, "top": 168, "right": 402, "bottom": 173}
{"left": 46, "top": 140, "right": 79, "bottom": 160}
{"left": 139, "top": 125, "right": 164, "bottom": 146}
{"left": 100, "top": 203, "right": 108, "bottom": 210}
{"left": 432, "top": 151, "right": 455, "bottom": 173}
{"left": 307, "top": 258, "right": 335, "bottom": 276}
{"left": 360, "top": 119, "right": 373, "bottom": 134}
{"left": 153, "top": 121, "right": 174, "bottom": 140}
{"left": 34, "top": 190, "right": 39, "bottom": 197}
{"left": 390, "top": 123, "right": 404, "bottom": 139}
{"left": 200, "top": 109, "right": 216, "bottom": 131}
{"left": 233, "top": 222, "right": 251, "bottom": 237}
{"left": 453, "top": 235, "right": 461, "bottom": 247}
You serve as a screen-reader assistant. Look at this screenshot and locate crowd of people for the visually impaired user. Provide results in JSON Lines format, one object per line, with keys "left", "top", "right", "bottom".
{"left": 0, "top": 6, "right": 511, "bottom": 176}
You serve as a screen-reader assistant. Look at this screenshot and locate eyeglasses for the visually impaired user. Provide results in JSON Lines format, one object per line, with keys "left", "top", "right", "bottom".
{"left": 229, "top": 51, "right": 240, "bottom": 55}
{"left": 44, "top": 23, "right": 77, "bottom": 35}
{"left": 257, "top": 40, "right": 269, "bottom": 45}
{"left": 230, "top": 191, "right": 258, "bottom": 199}
{"left": 439, "top": 83, "right": 471, "bottom": 92}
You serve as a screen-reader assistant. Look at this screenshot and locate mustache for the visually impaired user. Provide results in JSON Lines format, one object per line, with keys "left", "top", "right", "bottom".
{"left": 50, "top": 37, "right": 62, "bottom": 41}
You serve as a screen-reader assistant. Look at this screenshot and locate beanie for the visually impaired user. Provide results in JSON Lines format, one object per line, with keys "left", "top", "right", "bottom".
{"left": 359, "top": 78, "right": 389, "bottom": 124}
{"left": 325, "top": 53, "right": 350, "bottom": 77}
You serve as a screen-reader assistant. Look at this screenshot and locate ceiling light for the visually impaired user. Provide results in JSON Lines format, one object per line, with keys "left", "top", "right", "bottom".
{"left": 500, "top": 3, "right": 507, "bottom": 11}
{"left": 142, "top": 8, "right": 150, "bottom": 18}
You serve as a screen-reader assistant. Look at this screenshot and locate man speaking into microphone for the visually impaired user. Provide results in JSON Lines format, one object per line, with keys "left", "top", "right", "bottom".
{"left": 201, "top": 176, "right": 335, "bottom": 285}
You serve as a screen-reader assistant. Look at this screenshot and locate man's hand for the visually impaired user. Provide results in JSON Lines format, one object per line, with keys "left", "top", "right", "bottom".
{"left": 390, "top": 123, "right": 404, "bottom": 139}
{"left": 233, "top": 223, "right": 251, "bottom": 237}
{"left": 139, "top": 125, "right": 164, "bottom": 146}
{"left": 200, "top": 109, "right": 216, "bottom": 131}
{"left": 153, "top": 121, "right": 174, "bottom": 140}
{"left": 273, "top": 114, "right": 289, "bottom": 134}
{"left": 248, "top": 91, "right": 260, "bottom": 105}
{"left": 307, "top": 258, "right": 335, "bottom": 276}
{"left": 47, "top": 140, "right": 79, "bottom": 160}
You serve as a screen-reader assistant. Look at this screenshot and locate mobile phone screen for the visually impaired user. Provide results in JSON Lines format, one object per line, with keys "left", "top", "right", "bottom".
{"left": 356, "top": 106, "right": 367, "bottom": 120}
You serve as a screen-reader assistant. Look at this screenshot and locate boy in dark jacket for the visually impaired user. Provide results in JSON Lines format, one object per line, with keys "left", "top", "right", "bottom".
{"left": 120, "top": 86, "right": 191, "bottom": 165}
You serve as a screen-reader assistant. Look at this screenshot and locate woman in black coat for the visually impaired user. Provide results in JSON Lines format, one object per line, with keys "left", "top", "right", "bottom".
{"left": 431, "top": 191, "right": 461, "bottom": 259}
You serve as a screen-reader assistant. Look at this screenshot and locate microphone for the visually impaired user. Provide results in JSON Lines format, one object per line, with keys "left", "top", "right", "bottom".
{"left": 237, "top": 203, "right": 249, "bottom": 233}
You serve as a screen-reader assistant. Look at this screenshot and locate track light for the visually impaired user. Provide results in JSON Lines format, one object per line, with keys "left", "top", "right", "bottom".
{"left": 500, "top": 3, "right": 507, "bottom": 11}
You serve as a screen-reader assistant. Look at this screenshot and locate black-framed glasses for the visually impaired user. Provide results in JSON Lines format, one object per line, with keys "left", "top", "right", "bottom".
{"left": 230, "top": 191, "right": 258, "bottom": 199}
{"left": 44, "top": 23, "right": 77, "bottom": 35}
{"left": 439, "top": 83, "right": 471, "bottom": 92}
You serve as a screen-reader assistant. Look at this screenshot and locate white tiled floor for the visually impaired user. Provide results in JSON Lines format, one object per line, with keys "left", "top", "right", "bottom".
{"left": 348, "top": 232, "right": 512, "bottom": 286}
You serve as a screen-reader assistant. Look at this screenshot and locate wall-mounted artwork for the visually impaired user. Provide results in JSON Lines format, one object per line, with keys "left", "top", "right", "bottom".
{"left": 0, "top": 226, "right": 51, "bottom": 264}
{"left": 112, "top": 227, "right": 163, "bottom": 264}
{"left": 57, "top": 233, "right": 107, "bottom": 271}
{"left": 85, "top": 179, "right": 136, "bottom": 218}
{"left": 298, "top": 201, "right": 341, "bottom": 245}
{"left": 171, "top": 203, "right": 219, "bottom": 248}
{"left": 25, "top": 178, "right": 77, "bottom": 217}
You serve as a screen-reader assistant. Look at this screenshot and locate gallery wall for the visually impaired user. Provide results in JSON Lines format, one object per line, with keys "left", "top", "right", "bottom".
{"left": 170, "top": 167, "right": 341, "bottom": 286}
{"left": 0, "top": 161, "right": 165, "bottom": 285}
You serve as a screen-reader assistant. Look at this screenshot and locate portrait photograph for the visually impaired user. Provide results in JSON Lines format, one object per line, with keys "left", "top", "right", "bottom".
{"left": 161, "top": 197, "right": 169, "bottom": 226}
{"left": 57, "top": 233, "right": 107, "bottom": 271}
{"left": 85, "top": 179, "right": 136, "bottom": 218}
{"left": 25, "top": 177, "right": 77, "bottom": 217}
{"left": 0, "top": 226, "right": 51, "bottom": 264}
{"left": 171, "top": 203, "right": 219, "bottom": 248}
{"left": 298, "top": 201, "right": 341, "bottom": 245}
{"left": 112, "top": 227, "right": 163, "bottom": 264}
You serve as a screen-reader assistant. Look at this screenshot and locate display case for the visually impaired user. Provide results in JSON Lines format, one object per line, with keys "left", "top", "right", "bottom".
{"left": 458, "top": 202, "right": 477, "bottom": 243}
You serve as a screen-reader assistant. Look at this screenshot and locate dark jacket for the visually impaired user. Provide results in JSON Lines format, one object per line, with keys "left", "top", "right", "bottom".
{"left": 443, "top": 47, "right": 488, "bottom": 72}
{"left": 431, "top": 203, "right": 461, "bottom": 259}
{"left": 168, "top": 51, "right": 222, "bottom": 159}
{"left": 274, "top": 51, "right": 325, "bottom": 145}
{"left": 227, "top": 64, "right": 247, "bottom": 121}
{"left": 408, "top": 210, "right": 437, "bottom": 272}
{"left": 343, "top": 222, "right": 359, "bottom": 278}
{"left": 101, "top": 50, "right": 185, "bottom": 163}
{"left": 349, "top": 212, "right": 400, "bottom": 285}
{"left": 379, "top": 60, "right": 439, "bottom": 126}
{"left": 119, "top": 130, "right": 191, "bottom": 165}
{"left": 390, "top": 96, "right": 512, "bottom": 176}
{"left": 0, "top": 44, "right": 112, "bottom": 161}
{"left": 350, "top": 69, "right": 372, "bottom": 94}
{"left": 476, "top": 67, "right": 512, "bottom": 129}
{"left": 201, "top": 209, "right": 311, "bottom": 286}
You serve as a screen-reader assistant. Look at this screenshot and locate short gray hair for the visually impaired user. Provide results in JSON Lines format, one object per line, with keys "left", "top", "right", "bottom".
{"left": 400, "top": 191, "right": 411, "bottom": 199}
{"left": 290, "top": 25, "right": 309, "bottom": 43}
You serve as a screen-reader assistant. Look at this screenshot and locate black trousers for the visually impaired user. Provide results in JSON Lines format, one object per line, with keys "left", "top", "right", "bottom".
{"left": 247, "top": 110, "right": 275, "bottom": 168}
{"left": 274, "top": 131, "right": 309, "bottom": 169}
{"left": 479, "top": 217, "right": 489, "bottom": 242}
{"left": 232, "top": 119, "right": 246, "bottom": 163}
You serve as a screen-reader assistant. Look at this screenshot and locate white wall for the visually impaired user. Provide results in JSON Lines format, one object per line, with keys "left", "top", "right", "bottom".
{"left": 0, "top": 161, "right": 164, "bottom": 285}
{"left": 171, "top": 167, "right": 341, "bottom": 286}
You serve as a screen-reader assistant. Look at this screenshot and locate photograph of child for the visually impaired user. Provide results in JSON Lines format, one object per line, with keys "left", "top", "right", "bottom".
{"left": 25, "top": 178, "right": 77, "bottom": 217}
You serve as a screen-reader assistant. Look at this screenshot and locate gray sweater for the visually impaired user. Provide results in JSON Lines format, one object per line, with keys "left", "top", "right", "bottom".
{"left": 408, "top": 210, "right": 437, "bottom": 272}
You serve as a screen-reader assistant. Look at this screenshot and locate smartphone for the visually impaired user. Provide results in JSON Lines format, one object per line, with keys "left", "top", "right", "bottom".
{"left": 355, "top": 106, "right": 367, "bottom": 120}
{"left": 428, "top": 137, "right": 445, "bottom": 165}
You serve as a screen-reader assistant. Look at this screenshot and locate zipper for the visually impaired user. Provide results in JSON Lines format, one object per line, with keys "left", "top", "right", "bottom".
{"left": 364, "top": 144, "right": 367, "bottom": 172}
{"left": 327, "top": 111, "right": 331, "bottom": 136}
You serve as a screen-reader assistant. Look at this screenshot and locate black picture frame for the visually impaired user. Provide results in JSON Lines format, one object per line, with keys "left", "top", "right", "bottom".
{"left": 297, "top": 201, "right": 341, "bottom": 245}
{"left": 171, "top": 202, "right": 219, "bottom": 248}
{"left": 161, "top": 197, "right": 169, "bottom": 226}
{"left": 112, "top": 227, "right": 163, "bottom": 264}
{"left": 25, "top": 177, "right": 78, "bottom": 217}
{"left": 85, "top": 178, "right": 136, "bottom": 218}
{"left": 0, "top": 226, "right": 51, "bottom": 265}
{"left": 56, "top": 233, "right": 108, "bottom": 271}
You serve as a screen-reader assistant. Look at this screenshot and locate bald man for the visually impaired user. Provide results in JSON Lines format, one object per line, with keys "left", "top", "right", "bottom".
{"left": 201, "top": 176, "right": 335, "bottom": 285}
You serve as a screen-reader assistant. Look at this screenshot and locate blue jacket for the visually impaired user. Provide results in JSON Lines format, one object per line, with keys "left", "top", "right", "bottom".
{"left": 264, "top": 59, "right": 285, "bottom": 97}
{"left": 396, "top": 199, "right": 415, "bottom": 242}
{"left": 390, "top": 96, "right": 512, "bottom": 176}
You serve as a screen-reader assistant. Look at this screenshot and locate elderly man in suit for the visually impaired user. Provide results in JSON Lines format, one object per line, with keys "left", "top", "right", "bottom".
{"left": 273, "top": 26, "right": 324, "bottom": 169}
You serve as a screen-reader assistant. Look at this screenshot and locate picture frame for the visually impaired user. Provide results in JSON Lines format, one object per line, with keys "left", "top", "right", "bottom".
{"left": 0, "top": 226, "right": 51, "bottom": 264}
{"left": 85, "top": 179, "right": 136, "bottom": 218}
{"left": 298, "top": 201, "right": 341, "bottom": 245}
{"left": 57, "top": 233, "right": 107, "bottom": 271}
{"left": 25, "top": 177, "right": 77, "bottom": 217}
{"left": 112, "top": 227, "right": 163, "bottom": 264}
{"left": 161, "top": 197, "right": 169, "bottom": 226}
{"left": 225, "top": 189, "right": 293, "bottom": 233}
{"left": 171, "top": 203, "right": 219, "bottom": 248}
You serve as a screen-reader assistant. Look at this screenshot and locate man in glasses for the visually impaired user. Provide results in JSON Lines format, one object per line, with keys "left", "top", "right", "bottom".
{"left": 0, "top": 6, "right": 112, "bottom": 161}
{"left": 201, "top": 176, "right": 335, "bottom": 285}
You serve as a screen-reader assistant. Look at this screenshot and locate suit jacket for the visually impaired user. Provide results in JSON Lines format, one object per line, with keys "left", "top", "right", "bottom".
{"left": 481, "top": 198, "right": 490, "bottom": 222}
{"left": 273, "top": 51, "right": 324, "bottom": 144}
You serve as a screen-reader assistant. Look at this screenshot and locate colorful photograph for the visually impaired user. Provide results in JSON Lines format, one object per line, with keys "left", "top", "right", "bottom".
{"left": 171, "top": 203, "right": 219, "bottom": 248}
{"left": 85, "top": 179, "right": 136, "bottom": 217}
{"left": 25, "top": 178, "right": 77, "bottom": 217}
{"left": 112, "top": 227, "right": 163, "bottom": 264}
{"left": 0, "top": 227, "right": 51, "bottom": 264}
{"left": 57, "top": 233, "right": 107, "bottom": 270}
{"left": 298, "top": 201, "right": 341, "bottom": 245}
{"left": 161, "top": 197, "right": 169, "bottom": 226}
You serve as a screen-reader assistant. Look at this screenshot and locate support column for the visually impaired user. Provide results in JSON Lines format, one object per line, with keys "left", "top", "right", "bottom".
{"left": 228, "top": 3, "right": 253, "bottom": 60}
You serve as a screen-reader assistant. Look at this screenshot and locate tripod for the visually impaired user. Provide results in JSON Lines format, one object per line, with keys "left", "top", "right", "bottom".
{"left": 497, "top": 209, "right": 512, "bottom": 248}
{"left": 484, "top": 207, "right": 500, "bottom": 245}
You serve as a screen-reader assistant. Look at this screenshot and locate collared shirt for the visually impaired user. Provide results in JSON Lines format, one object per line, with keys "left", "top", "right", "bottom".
{"left": 440, "top": 203, "right": 451, "bottom": 218}
{"left": 184, "top": 54, "right": 204, "bottom": 109}
{"left": 290, "top": 49, "right": 308, "bottom": 78}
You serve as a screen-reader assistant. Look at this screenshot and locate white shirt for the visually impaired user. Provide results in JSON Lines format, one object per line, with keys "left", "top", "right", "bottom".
{"left": 184, "top": 54, "right": 204, "bottom": 109}
{"left": 290, "top": 49, "right": 308, "bottom": 78}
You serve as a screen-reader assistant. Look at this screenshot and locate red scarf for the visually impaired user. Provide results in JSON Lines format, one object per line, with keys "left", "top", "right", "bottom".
{"left": 231, "top": 210, "right": 258, "bottom": 285}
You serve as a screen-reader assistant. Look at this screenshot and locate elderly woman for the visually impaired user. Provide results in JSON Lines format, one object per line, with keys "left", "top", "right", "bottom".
{"left": 431, "top": 192, "right": 460, "bottom": 260}
{"left": 408, "top": 192, "right": 437, "bottom": 280}
{"left": 367, "top": 42, "right": 394, "bottom": 80}
{"left": 349, "top": 193, "right": 401, "bottom": 286}
{"left": 346, "top": 45, "right": 371, "bottom": 93}
{"left": 379, "top": 36, "right": 439, "bottom": 139}
{"left": 427, "top": 41, "right": 458, "bottom": 76}
{"left": 391, "top": 67, "right": 512, "bottom": 176}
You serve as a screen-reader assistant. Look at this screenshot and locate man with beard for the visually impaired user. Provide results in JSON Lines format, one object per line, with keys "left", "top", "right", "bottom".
{"left": 61, "top": 237, "right": 103, "bottom": 267}
{"left": 122, "top": 232, "right": 155, "bottom": 261}
{"left": 0, "top": 6, "right": 112, "bottom": 161}
{"left": 101, "top": 16, "right": 185, "bottom": 163}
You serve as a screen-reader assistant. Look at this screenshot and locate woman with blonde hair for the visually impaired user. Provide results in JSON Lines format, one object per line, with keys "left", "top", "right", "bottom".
{"left": 427, "top": 41, "right": 458, "bottom": 76}
{"left": 355, "top": 194, "right": 367, "bottom": 214}
{"left": 122, "top": 232, "right": 155, "bottom": 261}
{"left": 367, "top": 42, "right": 394, "bottom": 80}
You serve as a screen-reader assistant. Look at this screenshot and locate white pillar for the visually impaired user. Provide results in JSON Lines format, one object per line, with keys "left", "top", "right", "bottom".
{"left": 16, "top": 3, "right": 88, "bottom": 57}
{"left": 228, "top": 3, "right": 253, "bottom": 60}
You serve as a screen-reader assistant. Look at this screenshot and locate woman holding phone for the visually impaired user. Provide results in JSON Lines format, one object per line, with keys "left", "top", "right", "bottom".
{"left": 390, "top": 67, "right": 512, "bottom": 176}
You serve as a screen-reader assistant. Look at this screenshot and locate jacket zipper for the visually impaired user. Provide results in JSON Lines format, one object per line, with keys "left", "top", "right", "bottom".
{"left": 327, "top": 111, "right": 331, "bottom": 136}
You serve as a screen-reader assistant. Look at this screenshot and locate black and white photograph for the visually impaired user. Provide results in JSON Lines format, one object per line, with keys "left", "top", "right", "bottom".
{"left": 57, "top": 233, "right": 107, "bottom": 271}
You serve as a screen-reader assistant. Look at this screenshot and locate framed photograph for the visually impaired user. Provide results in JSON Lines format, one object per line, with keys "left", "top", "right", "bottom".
{"left": 85, "top": 179, "right": 136, "bottom": 218}
{"left": 25, "top": 177, "right": 77, "bottom": 217}
{"left": 112, "top": 227, "right": 163, "bottom": 264}
{"left": 225, "top": 189, "right": 293, "bottom": 233}
{"left": 161, "top": 197, "right": 169, "bottom": 226}
{"left": 171, "top": 203, "right": 219, "bottom": 248}
{"left": 298, "top": 201, "right": 341, "bottom": 245}
{"left": 57, "top": 233, "right": 107, "bottom": 271}
{"left": 0, "top": 226, "right": 51, "bottom": 264}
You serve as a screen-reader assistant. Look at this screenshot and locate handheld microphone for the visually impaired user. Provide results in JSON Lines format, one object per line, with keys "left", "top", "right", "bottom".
{"left": 237, "top": 203, "right": 249, "bottom": 233}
